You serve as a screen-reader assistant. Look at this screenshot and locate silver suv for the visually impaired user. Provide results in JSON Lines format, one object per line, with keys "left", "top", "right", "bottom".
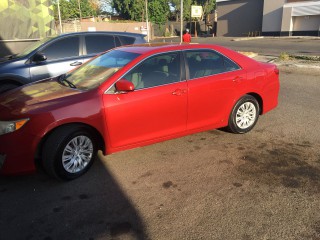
{"left": 0, "top": 31, "right": 146, "bottom": 93}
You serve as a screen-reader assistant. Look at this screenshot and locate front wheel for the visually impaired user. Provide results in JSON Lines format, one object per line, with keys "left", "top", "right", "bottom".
{"left": 227, "top": 95, "right": 260, "bottom": 134}
{"left": 42, "top": 125, "right": 98, "bottom": 180}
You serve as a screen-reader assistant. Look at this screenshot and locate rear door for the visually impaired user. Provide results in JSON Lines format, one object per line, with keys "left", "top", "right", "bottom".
{"left": 82, "top": 34, "right": 116, "bottom": 62}
{"left": 185, "top": 49, "right": 246, "bottom": 130}
{"left": 29, "top": 35, "right": 82, "bottom": 81}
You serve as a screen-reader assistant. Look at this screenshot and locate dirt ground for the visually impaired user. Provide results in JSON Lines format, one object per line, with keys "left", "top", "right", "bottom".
{"left": 0, "top": 68, "right": 320, "bottom": 240}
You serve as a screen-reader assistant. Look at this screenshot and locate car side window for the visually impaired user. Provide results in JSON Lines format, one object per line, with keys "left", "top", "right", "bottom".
{"left": 122, "top": 52, "right": 181, "bottom": 90}
{"left": 85, "top": 35, "right": 115, "bottom": 55}
{"left": 41, "top": 36, "right": 79, "bottom": 61}
{"left": 186, "top": 50, "right": 228, "bottom": 79}
{"left": 224, "top": 57, "right": 241, "bottom": 71}
{"left": 118, "top": 36, "right": 135, "bottom": 45}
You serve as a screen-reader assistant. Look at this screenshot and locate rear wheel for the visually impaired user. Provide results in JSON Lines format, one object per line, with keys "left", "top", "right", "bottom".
{"left": 228, "top": 95, "right": 259, "bottom": 134}
{"left": 42, "top": 125, "right": 97, "bottom": 180}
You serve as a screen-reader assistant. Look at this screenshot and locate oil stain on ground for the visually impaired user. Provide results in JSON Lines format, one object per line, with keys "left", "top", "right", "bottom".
{"left": 236, "top": 140, "right": 320, "bottom": 194}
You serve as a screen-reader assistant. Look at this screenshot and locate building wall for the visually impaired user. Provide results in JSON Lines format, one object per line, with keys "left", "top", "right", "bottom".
{"left": 262, "top": 0, "right": 286, "bottom": 34}
{"left": 0, "top": 0, "right": 55, "bottom": 40}
{"left": 0, "top": 0, "right": 56, "bottom": 57}
{"left": 216, "top": 0, "right": 264, "bottom": 37}
{"left": 281, "top": 6, "right": 294, "bottom": 34}
{"left": 293, "top": 15, "right": 320, "bottom": 31}
{"left": 263, "top": 0, "right": 320, "bottom": 36}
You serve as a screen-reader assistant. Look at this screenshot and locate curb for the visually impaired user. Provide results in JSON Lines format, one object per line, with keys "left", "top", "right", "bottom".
{"left": 276, "top": 62, "right": 320, "bottom": 70}
{"left": 232, "top": 36, "right": 264, "bottom": 42}
{"left": 231, "top": 36, "right": 319, "bottom": 42}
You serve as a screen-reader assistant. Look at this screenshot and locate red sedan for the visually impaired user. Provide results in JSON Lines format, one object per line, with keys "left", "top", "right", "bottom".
{"left": 0, "top": 43, "right": 279, "bottom": 180}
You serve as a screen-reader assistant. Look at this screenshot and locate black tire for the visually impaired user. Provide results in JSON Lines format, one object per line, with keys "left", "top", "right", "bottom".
{"left": 0, "top": 82, "right": 20, "bottom": 94}
{"left": 42, "top": 125, "right": 97, "bottom": 180}
{"left": 227, "top": 95, "right": 260, "bottom": 134}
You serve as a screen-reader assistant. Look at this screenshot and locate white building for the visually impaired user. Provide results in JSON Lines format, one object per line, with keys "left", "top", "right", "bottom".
{"left": 217, "top": 0, "right": 320, "bottom": 36}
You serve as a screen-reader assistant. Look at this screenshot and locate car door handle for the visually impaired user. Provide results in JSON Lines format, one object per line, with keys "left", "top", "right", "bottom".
{"left": 70, "top": 61, "right": 82, "bottom": 66}
{"left": 172, "top": 89, "right": 187, "bottom": 96}
{"left": 233, "top": 76, "right": 243, "bottom": 83}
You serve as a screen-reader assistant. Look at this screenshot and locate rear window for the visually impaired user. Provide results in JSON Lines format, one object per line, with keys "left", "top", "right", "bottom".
{"left": 85, "top": 35, "right": 115, "bottom": 55}
{"left": 224, "top": 57, "right": 241, "bottom": 71}
{"left": 118, "top": 36, "right": 135, "bottom": 45}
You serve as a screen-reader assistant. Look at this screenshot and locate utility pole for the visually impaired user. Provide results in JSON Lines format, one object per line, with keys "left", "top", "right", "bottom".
{"left": 77, "top": 0, "right": 82, "bottom": 20}
{"left": 57, "top": 0, "right": 63, "bottom": 33}
{"left": 145, "top": 0, "right": 149, "bottom": 42}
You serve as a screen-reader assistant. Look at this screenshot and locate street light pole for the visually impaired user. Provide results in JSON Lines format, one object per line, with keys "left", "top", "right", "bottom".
{"left": 180, "top": 0, "right": 183, "bottom": 43}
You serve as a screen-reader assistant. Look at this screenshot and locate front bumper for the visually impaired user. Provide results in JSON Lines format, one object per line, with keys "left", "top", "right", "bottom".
{"left": 0, "top": 131, "right": 38, "bottom": 175}
{"left": 0, "top": 153, "right": 6, "bottom": 169}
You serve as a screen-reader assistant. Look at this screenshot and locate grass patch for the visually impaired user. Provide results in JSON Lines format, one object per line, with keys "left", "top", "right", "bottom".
{"left": 294, "top": 55, "right": 320, "bottom": 61}
{"left": 279, "top": 52, "right": 291, "bottom": 61}
{"left": 279, "top": 52, "right": 320, "bottom": 62}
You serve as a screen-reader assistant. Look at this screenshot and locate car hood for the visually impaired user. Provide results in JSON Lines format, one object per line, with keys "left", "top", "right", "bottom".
{"left": 0, "top": 79, "right": 84, "bottom": 116}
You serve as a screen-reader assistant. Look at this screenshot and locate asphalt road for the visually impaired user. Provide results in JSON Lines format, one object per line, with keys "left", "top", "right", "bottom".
{"left": 156, "top": 36, "right": 320, "bottom": 57}
{"left": 1, "top": 67, "right": 320, "bottom": 240}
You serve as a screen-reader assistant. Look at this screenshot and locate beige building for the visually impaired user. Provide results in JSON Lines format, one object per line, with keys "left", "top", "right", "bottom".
{"left": 217, "top": 0, "right": 320, "bottom": 36}
{"left": 263, "top": 0, "right": 320, "bottom": 36}
{"left": 216, "top": 0, "right": 264, "bottom": 36}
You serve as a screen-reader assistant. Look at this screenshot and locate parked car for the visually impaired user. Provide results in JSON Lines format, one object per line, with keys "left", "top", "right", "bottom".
{"left": 0, "top": 31, "right": 146, "bottom": 93}
{"left": 0, "top": 43, "right": 280, "bottom": 180}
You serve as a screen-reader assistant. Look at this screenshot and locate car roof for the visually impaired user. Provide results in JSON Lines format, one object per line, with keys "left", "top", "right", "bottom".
{"left": 59, "top": 31, "right": 146, "bottom": 38}
{"left": 116, "top": 43, "right": 259, "bottom": 68}
{"left": 116, "top": 43, "right": 230, "bottom": 55}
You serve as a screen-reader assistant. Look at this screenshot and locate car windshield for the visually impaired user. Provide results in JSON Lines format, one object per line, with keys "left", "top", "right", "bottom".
{"left": 63, "top": 50, "right": 140, "bottom": 90}
{"left": 16, "top": 36, "right": 56, "bottom": 58}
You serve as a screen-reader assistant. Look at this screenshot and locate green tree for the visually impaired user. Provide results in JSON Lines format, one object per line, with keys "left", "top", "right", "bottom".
{"left": 170, "top": 0, "right": 215, "bottom": 21}
{"left": 197, "top": 0, "right": 215, "bottom": 21}
{"left": 111, "top": 0, "right": 145, "bottom": 21}
{"left": 170, "top": 0, "right": 192, "bottom": 21}
{"left": 149, "top": 0, "right": 170, "bottom": 25}
{"left": 111, "top": 0, "right": 170, "bottom": 23}
{"left": 53, "top": 0, "right": 99, "bottom": 20}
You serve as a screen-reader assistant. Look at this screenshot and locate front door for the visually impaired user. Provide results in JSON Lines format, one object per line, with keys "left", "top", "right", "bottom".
{"left": 103, "top": 51, "right": 188, "bottom": 148}
{"left": 29, "top": 36, "right": 83, "bottom": 81}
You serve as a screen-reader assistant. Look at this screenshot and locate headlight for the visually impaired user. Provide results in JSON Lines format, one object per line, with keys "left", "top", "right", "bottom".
{"left": 0, "top": 119, "right": 29, "bottom": 136}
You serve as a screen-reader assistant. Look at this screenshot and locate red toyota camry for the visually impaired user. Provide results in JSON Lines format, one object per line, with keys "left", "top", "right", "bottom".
{"left": 0, "top": 43, "right": 279, "bottom": 180}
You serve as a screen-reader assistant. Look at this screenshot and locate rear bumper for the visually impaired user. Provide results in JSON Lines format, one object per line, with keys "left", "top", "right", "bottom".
{"left": 262, "top": 75, "right": 280, "bottom": 114}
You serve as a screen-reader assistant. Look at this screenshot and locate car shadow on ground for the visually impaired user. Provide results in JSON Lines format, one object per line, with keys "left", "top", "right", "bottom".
{"left": 0, "top": 156, "right": 149, "bottom": 240}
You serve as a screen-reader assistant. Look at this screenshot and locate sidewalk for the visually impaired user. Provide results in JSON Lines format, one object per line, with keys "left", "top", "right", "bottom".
{"left": 242, "top": 52, "right": 320, "bottom": 72}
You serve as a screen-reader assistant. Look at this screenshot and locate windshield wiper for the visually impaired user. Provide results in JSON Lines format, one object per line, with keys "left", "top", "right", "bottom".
{"left": 58, "top": 74, "right": 77, "bottom": 89}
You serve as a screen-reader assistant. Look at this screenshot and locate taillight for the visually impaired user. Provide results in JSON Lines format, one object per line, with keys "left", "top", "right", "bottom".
{"left": 274, "top": 67, "right": 279, "bottom": 75}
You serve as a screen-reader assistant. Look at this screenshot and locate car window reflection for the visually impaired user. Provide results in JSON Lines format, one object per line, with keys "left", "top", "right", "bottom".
{"left": 65, "top": 50, "right": 140, "bottom": 90}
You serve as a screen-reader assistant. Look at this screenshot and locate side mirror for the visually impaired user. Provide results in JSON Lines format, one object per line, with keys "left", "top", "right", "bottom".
{"left": 33, "top": 52, "right": 47, "bottom": 62}
{"left": 115, "top": 79, "right": 135, "bottom": 93}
